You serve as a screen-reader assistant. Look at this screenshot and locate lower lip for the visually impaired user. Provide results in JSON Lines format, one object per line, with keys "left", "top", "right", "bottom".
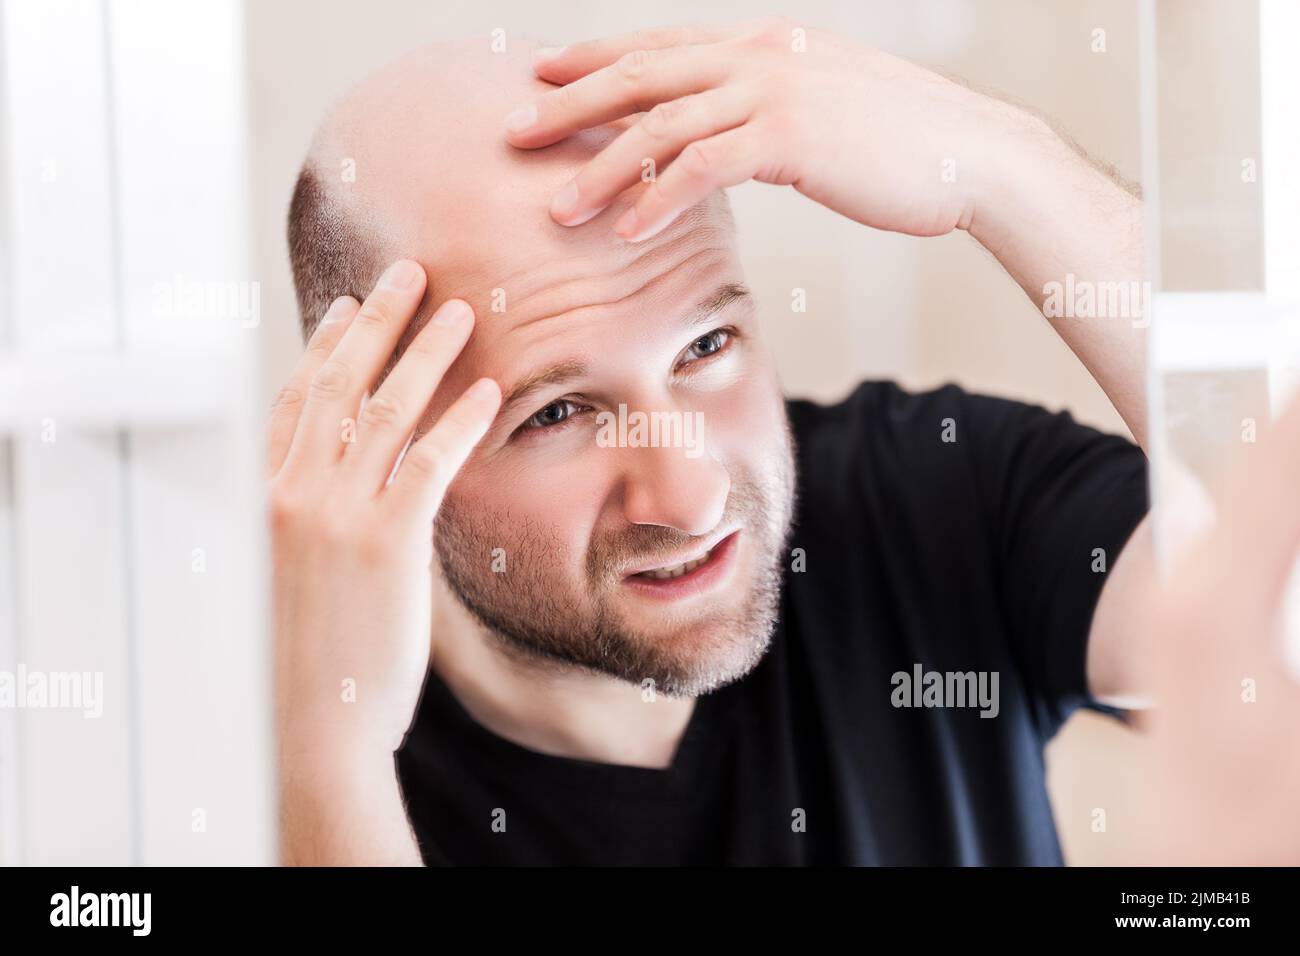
{"left": 621, "top": 531, "right": 741, "bottom": 601}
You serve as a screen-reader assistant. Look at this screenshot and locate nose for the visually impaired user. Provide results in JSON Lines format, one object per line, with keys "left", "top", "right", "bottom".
{"left": 620, "top": 443, "right": 730, "bottom": 537}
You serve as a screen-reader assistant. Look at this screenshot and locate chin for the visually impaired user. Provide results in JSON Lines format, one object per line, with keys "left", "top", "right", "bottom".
{"left": 616, "top": 597, "right": 779, "bottom": 698}
{"left": 643, "top": 627, "right": 775, "bottom": 699}
{"left": 604, "top": 534, "right": 785, "bottom": 696}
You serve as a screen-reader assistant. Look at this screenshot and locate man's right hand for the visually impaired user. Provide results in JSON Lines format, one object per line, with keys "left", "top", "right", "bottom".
{"left": 265, "top": 259, "right": 500, "bottom": 864}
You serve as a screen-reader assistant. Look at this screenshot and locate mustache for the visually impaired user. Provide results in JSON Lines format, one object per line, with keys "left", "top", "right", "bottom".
{"left": 585, "top": 476, "right": 766, "bottom": 581}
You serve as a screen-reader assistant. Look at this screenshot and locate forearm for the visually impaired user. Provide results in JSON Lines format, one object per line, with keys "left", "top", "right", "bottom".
{"left": 965, "top": 105, "right": 1148, "bottom": 451}
{"left": 279, "top": 744, "right": 424, "bottom": 866}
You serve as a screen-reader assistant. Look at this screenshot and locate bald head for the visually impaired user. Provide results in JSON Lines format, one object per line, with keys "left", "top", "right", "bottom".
{"left": 288, "top": 36, "right": 733, "bottom": 344}
{"left": 284, "top": 37, "right": 793, "bottom": 700}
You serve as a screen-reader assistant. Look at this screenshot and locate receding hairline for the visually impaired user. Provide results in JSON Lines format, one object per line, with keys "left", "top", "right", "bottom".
{"left": 287, "top": 157, "right": 387, "bottom": 342}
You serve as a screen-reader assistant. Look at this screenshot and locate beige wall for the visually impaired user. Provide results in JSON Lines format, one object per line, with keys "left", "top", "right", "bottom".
{"left": 249, "top": 0, "right": 1143, "bottom": 431}
{"left": 244, "top": 0, "right": 1200, "bottom": 864}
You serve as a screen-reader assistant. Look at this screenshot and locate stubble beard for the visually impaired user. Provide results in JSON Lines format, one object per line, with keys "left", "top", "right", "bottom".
{"left": 434, "top": 417, "right": 797, "bottom": 698}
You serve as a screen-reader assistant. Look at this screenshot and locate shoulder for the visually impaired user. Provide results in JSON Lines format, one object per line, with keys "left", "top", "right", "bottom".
{"left": 785, "top": 379, "right": 1018, "bottom": 440}
{"left": 783, "top": 379, "right": 1145, "bottom": 532}
{"left": 786, "top": 379, "right": 1139, "bottom": 467}
{"left": 784, "top": 379, "right": 993, "bottom": 481}
{"left": 782, "top": 381, "right": 983, "bottom": 545}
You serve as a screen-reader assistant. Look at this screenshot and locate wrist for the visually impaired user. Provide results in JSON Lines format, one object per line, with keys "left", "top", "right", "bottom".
{"left": 960, "top": 99, "right": 1064, "bottom": 249}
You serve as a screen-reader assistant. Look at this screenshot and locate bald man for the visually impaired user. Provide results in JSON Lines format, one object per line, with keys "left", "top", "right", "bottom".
{"left": 270, "top": 22, "right": 1154, "bottom": 865}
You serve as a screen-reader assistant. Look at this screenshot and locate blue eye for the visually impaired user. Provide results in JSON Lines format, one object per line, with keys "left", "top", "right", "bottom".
{"left": 523, "top": 399, "right": 580, "bottom": 430}
{"left": 683, "top": 329, "right": 730, "bottom": 363}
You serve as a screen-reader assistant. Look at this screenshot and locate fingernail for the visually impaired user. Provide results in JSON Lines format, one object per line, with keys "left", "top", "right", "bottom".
{"left": 467, "top": 378, "right": 500, "bottom": 402}
{"left": 504, "top": 103, "right": 537, "bottom": 134}
{"left": 432, "top": 299, "right": 472, "bottom": 327}
{"left": 385, "top": 259, "right": 422, "bottom": 289}
{"left": 534, "top": 45, "right": 566, "bottom": 63}
{"left": 551, "top": 181, "right": 579, "bottom": 219}
{"left": 613, "top": 206, "right": 638, "bottom": 237}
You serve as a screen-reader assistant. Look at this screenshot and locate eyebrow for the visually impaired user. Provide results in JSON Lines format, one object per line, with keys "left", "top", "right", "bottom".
{"left": 496, "top": 282, "right": 753, "bottom": 418}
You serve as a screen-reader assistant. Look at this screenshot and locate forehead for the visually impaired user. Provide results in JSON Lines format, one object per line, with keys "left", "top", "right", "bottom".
{"left": 472, "top": 187, "right": 737, "bottom": 328}
{"left": 370, "top": 100, "right": 742, "bottom": 398}
{"left": 320, "top": 40, "right": 742, "bottom": 398}
{"left": 450, "top": 195, "right": 744, "bottom": 409}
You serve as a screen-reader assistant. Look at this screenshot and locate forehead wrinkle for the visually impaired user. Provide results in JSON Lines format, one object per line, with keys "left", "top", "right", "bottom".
{"left": 489, "top": 203, "right": 736, "bottom": 333}
{"left": 504, "top": 241, "right": 733, "bottom": 339}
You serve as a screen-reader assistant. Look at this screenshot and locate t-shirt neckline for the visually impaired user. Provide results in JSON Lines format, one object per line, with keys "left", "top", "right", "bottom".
{"left": 414, "top": 660, "right": 733, "bottom": 798}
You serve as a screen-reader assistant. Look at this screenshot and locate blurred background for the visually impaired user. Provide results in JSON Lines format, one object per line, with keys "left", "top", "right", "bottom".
{"left": 1, "top": 0, "right": 1294, "bottom": 864}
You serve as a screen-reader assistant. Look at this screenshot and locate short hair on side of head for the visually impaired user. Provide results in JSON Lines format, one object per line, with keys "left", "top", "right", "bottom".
{"left": 286, "top": 161, "right": 382, "bottom": 342}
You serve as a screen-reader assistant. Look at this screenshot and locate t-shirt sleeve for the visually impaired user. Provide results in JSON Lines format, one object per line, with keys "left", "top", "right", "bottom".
{"left": 814, "top": 381, "right": 1151, "bottom": 740}
{"left": 956, "top": 386, "right": 1149, "bottom": 735}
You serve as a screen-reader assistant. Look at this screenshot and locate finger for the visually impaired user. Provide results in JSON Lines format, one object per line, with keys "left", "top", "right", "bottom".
{"left": 505, "top": 44, "right": 726, "bottom": 150}
{"left": 266, "top": 296, "right": 359, "bottom": 478}
{"left": 342, "top": 298, "right": 476, "bottom": 492}
{"left": 285, "top": 259, "right": 428, "bottom": 471}
{"left": 531, "top": 24, "right": 735, "bottom": 85}
{"left": 613, "top": 125, "right": 763, "bottom": 242}
{"left": 549, "top": 87, "right": 752, "bottom": 227}
{"left": 386, "top": 378, "right": 502, "bottom": 517}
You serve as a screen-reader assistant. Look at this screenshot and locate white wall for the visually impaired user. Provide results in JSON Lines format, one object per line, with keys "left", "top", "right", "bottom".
{"left": 0, "top": 0, "right": 274, "bottom": 865}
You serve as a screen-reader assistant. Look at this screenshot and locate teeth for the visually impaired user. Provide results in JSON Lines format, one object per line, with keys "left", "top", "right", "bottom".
{"left": 639, "top": 548, "right": 713, "bottom": 580}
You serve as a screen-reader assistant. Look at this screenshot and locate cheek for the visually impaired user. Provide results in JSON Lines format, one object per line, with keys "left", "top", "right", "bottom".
{"left": 695, "top": 369, "right": 785, "bottom": 463}
{"left": 450, "top": 445, "right": 619, "bottom": 580}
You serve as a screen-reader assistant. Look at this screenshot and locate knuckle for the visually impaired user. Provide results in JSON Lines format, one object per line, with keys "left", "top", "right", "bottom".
{"left": 643, "top": 176, "right": 674, "bottom": 214}
{"left": 270, "top": 386, "right": 304, "bottom": 413}
{"left": 679, "top": 140, "right": 718, "bottom": 181}
{"left": 400, "top": 443, "right": 438, "bottom": 478}
{"left": 360, "top": 393, "right": 405, "bottom": 431}
{"left": 354, "top": 299, "right": 394, "bottom": 331}
{"left": 309, "top": 360, "right": 352, "bottom": 399}
{"left": 404, "top": 332, "right": 449, "bottom": 361}
{"left": 616, "top": 48, "right": 653, "bottom": 83}
{"left": 305, "top": 339, "right": 335, "bottom": 360}
{"left": 544, "top": 82, "right": 579, "bottom": 121}
{"left": 402, "top": 443, "right": 451, "bottom": 485}
{"left": 641, "top": 96, "right": 688, "bottom": 139}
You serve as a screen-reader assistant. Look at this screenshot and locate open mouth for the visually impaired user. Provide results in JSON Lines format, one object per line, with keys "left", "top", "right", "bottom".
{"left": 622, "top": 530, "right": 741, "bottom": 597}
{"left": 636, "top": 550, "right": 715, "bottom": 580}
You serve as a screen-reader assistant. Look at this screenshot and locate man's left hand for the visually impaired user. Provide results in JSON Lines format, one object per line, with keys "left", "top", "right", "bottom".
{"left": 506, "top": 16, "right": 1037, "bottom": 243}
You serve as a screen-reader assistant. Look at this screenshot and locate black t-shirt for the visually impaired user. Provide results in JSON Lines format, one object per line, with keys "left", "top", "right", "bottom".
{"left": 396, "top": 381, "right": 1149, "bottom": 865}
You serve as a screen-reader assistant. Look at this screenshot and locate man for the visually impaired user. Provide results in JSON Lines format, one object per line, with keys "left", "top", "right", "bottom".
{"left": 271, "top": 21, "right": 1158, "bottom": 865}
